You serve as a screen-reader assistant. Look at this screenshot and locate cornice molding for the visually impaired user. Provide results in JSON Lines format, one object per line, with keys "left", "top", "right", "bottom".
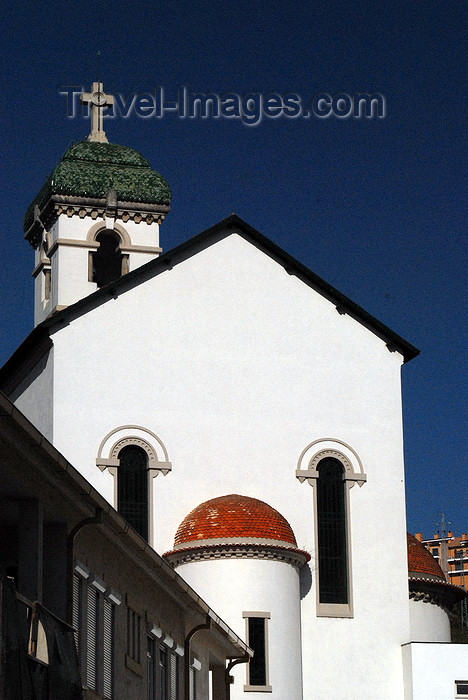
{"left": 164, "top": 542, "right": 310, "bottom": 569}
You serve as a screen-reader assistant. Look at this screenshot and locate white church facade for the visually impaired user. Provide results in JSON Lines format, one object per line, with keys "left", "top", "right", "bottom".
{"left": 1, "top": 83, "right": 466, "bottom": 699}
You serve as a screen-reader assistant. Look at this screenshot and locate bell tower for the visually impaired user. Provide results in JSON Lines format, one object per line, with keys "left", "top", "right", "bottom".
{"left": 24, "top": 82, "right": 171, "bottom": 326}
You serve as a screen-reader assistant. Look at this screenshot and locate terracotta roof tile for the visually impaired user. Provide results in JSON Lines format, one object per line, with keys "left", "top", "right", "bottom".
{"left": 407, "top": 532, "right": 445, "bottom": 579}
{"left": 174, "top": 494, "right": 297, "bottom": 547}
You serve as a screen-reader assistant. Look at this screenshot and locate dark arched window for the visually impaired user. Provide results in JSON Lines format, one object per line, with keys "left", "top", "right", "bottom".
{"left": 317, "top": 457, "right": 348, "bottom": 604}
{"left": 117, "top": 445, "right": 148, "bottom": 541}
{"left": 92, "top": 230, "right": 123, "bottom": 287}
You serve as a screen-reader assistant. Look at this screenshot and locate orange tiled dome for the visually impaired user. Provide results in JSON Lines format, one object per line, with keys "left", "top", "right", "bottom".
{"left": 407, "top": 533, "right": 445, "bottom": 579}
{"left": 174, "top": 494, "right": 298, "bottom": 548}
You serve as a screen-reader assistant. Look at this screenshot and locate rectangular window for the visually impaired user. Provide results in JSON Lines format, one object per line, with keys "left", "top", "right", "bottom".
{"left": 456, "top": 681, "right": 468, "bottom": 697}
{"left": 86, "top": 585, "right": 99, "bottom": 690}
{"left": 159, "top": 645, "right": 168, "bottom": 699}
{"left": 103, "top": 599, "right": 114, "bottom": 699}
{"left": 127, "top": 608, "right": 141, "bottom": 662}
{"left": 147, "top": 636, "right": 155, "bottom": 700}
{"left": 243, "top": 612, "right": 271, "bottom": 691}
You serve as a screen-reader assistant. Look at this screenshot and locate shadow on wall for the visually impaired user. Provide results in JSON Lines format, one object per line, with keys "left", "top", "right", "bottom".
{"left": 300, "top": 564, "right": 312, "bottom": 600}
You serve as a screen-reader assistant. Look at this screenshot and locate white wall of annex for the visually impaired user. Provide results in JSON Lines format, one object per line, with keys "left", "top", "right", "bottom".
{"left": 402, "top": 642, "right": 468, "bottom": 700}
{"left": 47, "top": 232, "right": 411, "bottom": 698}
{"left": 176, "top": 557, "right": 303, "bottom": 700}
{"left": 408, "top": 598, "right": 451, "bottom": 642}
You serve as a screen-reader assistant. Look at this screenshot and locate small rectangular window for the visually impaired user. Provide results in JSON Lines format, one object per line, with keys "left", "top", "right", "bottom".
{"left": 159, "top": 645, "right": 168, "bottom": 699}
{"left": 243, "top": 612, "right": 271, "bottom": 691}
{"left": 147, "top": 636, "right": 155, "bottom": 700}
{"left": 456, "top": 681, "right": 468, "bottom": 697}
{"left": 127, "top": 608, "right": 141, "bottom": 662}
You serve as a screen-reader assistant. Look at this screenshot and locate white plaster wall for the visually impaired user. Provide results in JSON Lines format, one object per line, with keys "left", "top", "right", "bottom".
{"left": 408, "top": 598, "right": 451, "bottom": 642}
{"left": 28, "top": 231, "right": 411, "bottom": 698}
{"left": 176, "top": 557, "right": 303, "bottom": 700}
{"left": 402, "top": 642, "right": 468, "bottom": 700}
{"left": 10, "top": 348, "right": 54, "bottom": 440}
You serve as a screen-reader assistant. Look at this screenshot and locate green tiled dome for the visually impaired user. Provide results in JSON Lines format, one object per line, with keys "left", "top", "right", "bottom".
{"left": 24, "top": 141, "right": 171, "bottom": 232}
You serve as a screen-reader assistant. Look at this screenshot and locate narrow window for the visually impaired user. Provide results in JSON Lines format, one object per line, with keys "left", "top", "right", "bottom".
{"left": 86, "top": 585, "right": 99, "bottom": 690}
{"left": 147, "top": 636, "right": 155, "bottom": 700}
{"left": 118, "top": 445, "right": 149, "bottom": 541}
{"left": 92, "top": 230, "right": 123, "bottom": 288}
{"left": 103, "top": 598, "right": 114, "bottom": 699}
{"left": 456, "top": 681, "right": 468, "bottom": 698}
{"left": 43, "top": 268, "right": 51, "bottom": 301}
{"left": 127, "top": 607, "right": 141, "bottom": 662}
{"left": 317, "top": 457, "right": 348, "bottom": 604}
{"left": 159, "top": 645, "right": 168, "bottom": 699}
{"left": 248, "top": 618, "right": 267, "bottom": 686}
{"left": 243, "top": 612, "right": 271, "bottom": 690}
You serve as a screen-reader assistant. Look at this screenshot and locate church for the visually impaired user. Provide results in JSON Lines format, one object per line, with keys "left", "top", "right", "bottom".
{"left": 0, "top": 82, "right": 466, "bottom": 700}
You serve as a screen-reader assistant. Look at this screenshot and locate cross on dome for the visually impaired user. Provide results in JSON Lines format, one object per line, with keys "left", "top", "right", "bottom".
{"left": 80, "top": 82, "right": 114, "bottom": 143}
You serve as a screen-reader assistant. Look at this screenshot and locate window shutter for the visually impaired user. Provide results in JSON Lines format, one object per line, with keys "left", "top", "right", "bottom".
{"left": 86, "top": 586, "right": 98, "bottom": 690}
{"left": 72, "top": 574, "right": 81, "bottom": 654}
{"left": 103, "top": 598, "right": 114, "bottom": 698}
{"left": 189, "top": 666, "right": 195, "bottom": 700}
{"left": 170, "top": 652, "right": 178, "bottom": 700}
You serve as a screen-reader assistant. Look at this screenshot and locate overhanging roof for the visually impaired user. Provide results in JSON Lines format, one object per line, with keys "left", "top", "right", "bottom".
{"left": 0, "top": 391, "right": 252, "bottom": 659}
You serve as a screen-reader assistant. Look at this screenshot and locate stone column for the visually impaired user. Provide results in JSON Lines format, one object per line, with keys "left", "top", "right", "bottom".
{"left": 211, "top": 666, "right": 228, "bottom": 700}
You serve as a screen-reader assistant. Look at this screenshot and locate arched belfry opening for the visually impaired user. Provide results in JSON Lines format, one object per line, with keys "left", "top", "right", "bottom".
{"left": 92, "top": 230, "right": 125, "bottom": 288}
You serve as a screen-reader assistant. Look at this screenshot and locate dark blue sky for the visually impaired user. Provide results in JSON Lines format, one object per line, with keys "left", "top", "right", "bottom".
{"left": 1, "top": 1, "right": 466, "bottom": 537}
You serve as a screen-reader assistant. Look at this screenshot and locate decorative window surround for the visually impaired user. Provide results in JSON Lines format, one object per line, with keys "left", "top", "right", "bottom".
{"left": 97, "top": 426, "right": 171, "bottom": 548}
{"left": 296, "top": 438, "right": 366, "bottom": 488}
{"left": 96, "top": 425, "right": 171, "bottom": 474}
{"left": 456, "top": 680, "right": 468, "bottom": 698}
{"left": 243, "top": 612, "right": 272, "bottom": 693}
{"left": 296, "top": 439, "right": 367, "bottom": 619}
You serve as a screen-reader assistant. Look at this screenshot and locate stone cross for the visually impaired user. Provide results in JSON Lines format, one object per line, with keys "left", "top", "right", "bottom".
{"left": 80, "top": 82, "right": 114, "bottom": 143}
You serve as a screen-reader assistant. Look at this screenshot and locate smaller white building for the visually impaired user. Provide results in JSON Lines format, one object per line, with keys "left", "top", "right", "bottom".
{"left": 164, "top": 494, "right": 309, "bottom": 700}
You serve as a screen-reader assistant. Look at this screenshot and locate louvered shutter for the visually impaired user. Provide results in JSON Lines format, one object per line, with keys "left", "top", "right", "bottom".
{"left": 103, "top": 599, "right": 113, "bottom": 698}
{"left": 86, "top": 586, "right": 98, "bottom": 689}
{"left": 72, "top": 574, "right": 81, "bottom": 654}
{"left": 170, "top": 652, "right": 178, "bottom": 700}
{"left": 189, "top": 666, "right": 195, "bottom": 700}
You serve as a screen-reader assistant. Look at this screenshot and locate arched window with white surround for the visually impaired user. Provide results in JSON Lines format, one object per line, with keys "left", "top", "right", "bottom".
{"left": 296, "top": 438, "right": 366, "bottom": 618}
{"left": 96, "top": 426, "right": 172, "bottom": 547}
